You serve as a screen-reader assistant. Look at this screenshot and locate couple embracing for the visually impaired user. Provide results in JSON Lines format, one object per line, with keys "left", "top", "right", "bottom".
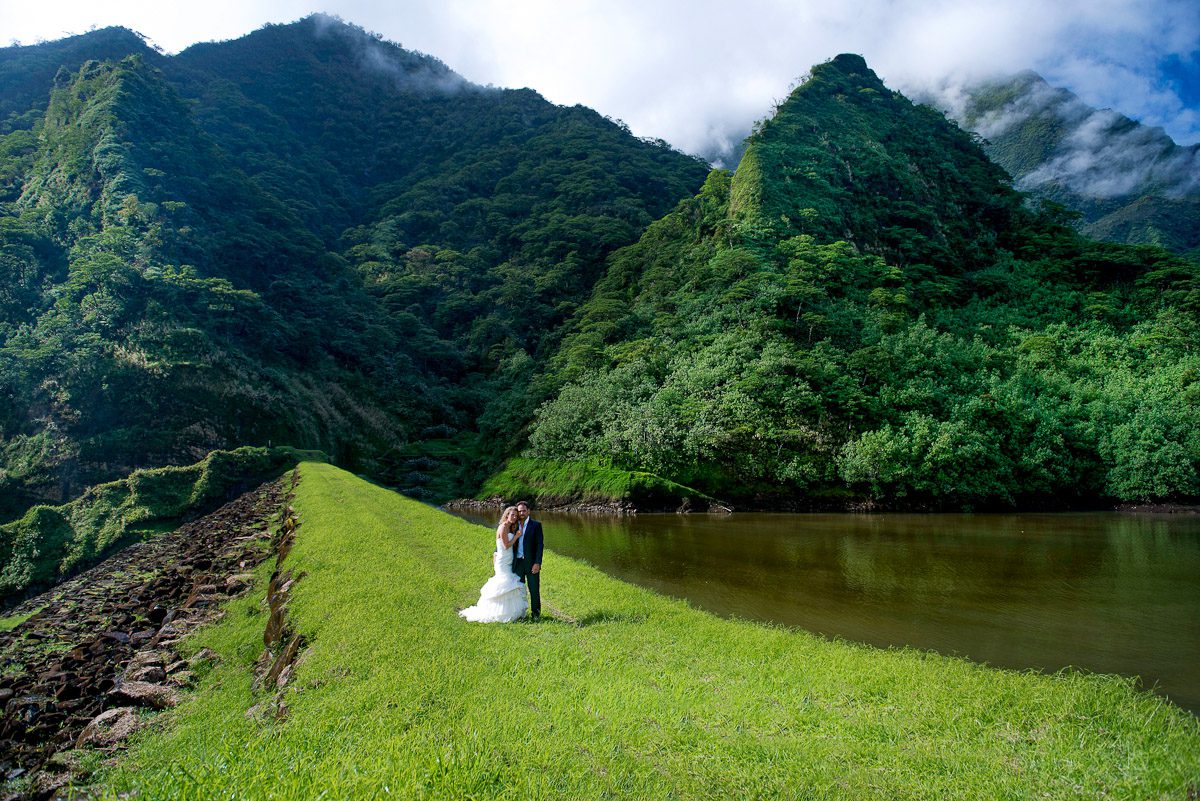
{"left": 459, "top": 500, "right": 543, "bottom": 623}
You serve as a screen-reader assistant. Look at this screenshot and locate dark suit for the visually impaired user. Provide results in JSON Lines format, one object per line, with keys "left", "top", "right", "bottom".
{"left": 512, "top": 518, "right": 544, "bottom": 618}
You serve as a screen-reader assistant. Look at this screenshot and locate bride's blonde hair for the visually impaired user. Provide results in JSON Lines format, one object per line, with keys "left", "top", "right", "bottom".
{"left": 498, "top": 505, "right": 519, "bottom": 529}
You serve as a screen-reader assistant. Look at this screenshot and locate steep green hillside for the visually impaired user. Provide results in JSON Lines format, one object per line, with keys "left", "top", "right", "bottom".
{"left": 0, "top": 16, "right": 709, "bottom": 519}
{"left": 478, "top": 456, "right": 713, "bottom": 510}
{"left": 90, "top": 463, "right": 1200, "bottom": 799}
{"left": 1, "top": 55, "right": 411, "bottom": 519}
{"left": 525, "top": 55, "right": 1200, "bottom": 508}
{"left": 0, "top": 446, "right": 316, "bottom": 605}
{"left": 0, "top": 27, "right": 164, "bottom": 133}
{"left": 956, "top": 71, "right": 1200, "bottom": 256}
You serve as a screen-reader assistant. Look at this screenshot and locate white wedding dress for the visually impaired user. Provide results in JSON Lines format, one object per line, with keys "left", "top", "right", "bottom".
{"left": 459, "top": 528, "right": 528, "bottom": 623}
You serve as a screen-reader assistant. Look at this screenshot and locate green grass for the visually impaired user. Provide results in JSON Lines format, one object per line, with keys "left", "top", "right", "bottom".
{"left": 93, "top": 462, "right": 1199, "bottom": 799}
{"left": 0, "top": 606, "right": 41, "bottom": 632}
{"left": 479, "top": 457, "right": 712, "bottom": 509}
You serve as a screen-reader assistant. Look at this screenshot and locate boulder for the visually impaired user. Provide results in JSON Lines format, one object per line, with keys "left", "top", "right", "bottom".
{"left": 130, "top": 630, "right": 156, "bottom": 646}
{"left": 125, "top": 666, "right": 166, "bottom": 684}
{"left": 5, "top": 694, "right": 54, "bottom": 723}
{"left": 187, "top": 648, "right": 221, "bottom": 669}
{"left": 225, "top": 574, "right": 255, "bottom": 594}
{"left": 108, "top": 681, "right": 180, "bottom": 710}
{"left": 124, "top": 651, "right": 168, "bottom": 673}
{"left": 75, "top": 707, "right": 141, "bottom": 748}
{"left": 31, "top": 768, "right": 72, "bottom": 797}
{"left": 182, "top": 593, "right": 226, "bottom": 609}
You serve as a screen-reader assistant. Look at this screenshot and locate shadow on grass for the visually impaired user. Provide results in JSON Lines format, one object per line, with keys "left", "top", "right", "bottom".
{"left": 539, "top": 609, "right": 648, "bottom": 627}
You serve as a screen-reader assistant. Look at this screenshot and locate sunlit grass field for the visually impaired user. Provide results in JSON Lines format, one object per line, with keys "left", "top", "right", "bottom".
{"left": 94, "top": 462, "right": 1199, "bottom": 799}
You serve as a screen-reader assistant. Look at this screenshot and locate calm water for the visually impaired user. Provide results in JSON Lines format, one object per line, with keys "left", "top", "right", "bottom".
{"left": 452, "top": 509, "right": 1200, "bottom": 712}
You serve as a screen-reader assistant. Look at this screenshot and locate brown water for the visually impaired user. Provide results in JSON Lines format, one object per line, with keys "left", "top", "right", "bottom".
{"left": 451, "top": 508, "right": 1200, "bottom": 712}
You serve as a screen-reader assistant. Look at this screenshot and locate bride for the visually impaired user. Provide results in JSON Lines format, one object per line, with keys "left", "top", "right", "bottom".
{"left": 459, "top": 506, "right": 529, "bottom": 623}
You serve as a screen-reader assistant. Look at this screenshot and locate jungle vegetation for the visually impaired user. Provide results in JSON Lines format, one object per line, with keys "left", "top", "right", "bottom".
{"left": 1, "top": 26, "right": 1196, "bottom": 520}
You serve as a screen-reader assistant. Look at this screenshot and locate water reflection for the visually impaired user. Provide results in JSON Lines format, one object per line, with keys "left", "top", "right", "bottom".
{"left": 451, "top": 509, "right": 1200, "bottom": 712}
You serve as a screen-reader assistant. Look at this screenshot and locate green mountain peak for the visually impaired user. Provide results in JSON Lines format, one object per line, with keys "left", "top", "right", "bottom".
{"left": 0, "top": 23, "right": 708, "bottom": 519}
{"left": 730, "top": 53, "right": 1021, "bottom": 273}
{"left": 1, "top": 29, "right": 1197, "bottom": 521}
{"left": 529, "top": 55, "right": 1199, "bottom": 510}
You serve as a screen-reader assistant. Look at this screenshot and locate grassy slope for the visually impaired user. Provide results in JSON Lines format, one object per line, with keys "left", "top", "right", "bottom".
{"left": 95, "top": 463, "right": 1199, "bottom": 799}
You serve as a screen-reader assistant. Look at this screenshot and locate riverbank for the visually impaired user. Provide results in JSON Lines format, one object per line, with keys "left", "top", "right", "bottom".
{"left": 454, "top": 482, "right": 1200, "bottom": 516}
{"left": 448, "top": 494, "right": 1200, "bottom": 516}
{"left": 91, "top": 462, "right": 1198, "bottom": 799}
{"left": 473, "top": 457, "right": 724, "bottom": 513}
{"left": 1114, "top": 502, "right": 1200, "bottom": 514}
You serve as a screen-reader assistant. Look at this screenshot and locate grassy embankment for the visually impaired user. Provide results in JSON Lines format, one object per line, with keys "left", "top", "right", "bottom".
{"left": 478, "top": 457, "right": 713, "bottom": 509}
{"left": 94, "top": 462, "right": 1199, "bottom": 799}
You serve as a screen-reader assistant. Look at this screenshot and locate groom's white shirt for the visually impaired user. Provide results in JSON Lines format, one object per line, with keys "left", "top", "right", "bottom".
{"left": 516, "top": 517, "right": 527, "bottom": 559}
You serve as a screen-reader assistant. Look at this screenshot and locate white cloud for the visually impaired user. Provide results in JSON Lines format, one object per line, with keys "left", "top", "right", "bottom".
{"left": 3, "top": 0, "right": 1197, "bottom": 156}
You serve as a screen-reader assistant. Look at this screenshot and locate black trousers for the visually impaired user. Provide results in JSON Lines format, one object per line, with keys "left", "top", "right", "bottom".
{"left": 513, "top": 557, "right": 540, "bottom": 618}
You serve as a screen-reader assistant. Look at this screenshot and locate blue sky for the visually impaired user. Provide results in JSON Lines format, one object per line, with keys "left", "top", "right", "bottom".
{"left": 3, "top": 0, "right": 1197, "bottom": 157}
{"left": 1161, "top": 52, "right": 1200, "bottom": 108}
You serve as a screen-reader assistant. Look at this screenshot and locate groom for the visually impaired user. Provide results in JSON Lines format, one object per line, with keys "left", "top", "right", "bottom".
{"left": 512, "top": 500, "right": 543, "bottom": 620}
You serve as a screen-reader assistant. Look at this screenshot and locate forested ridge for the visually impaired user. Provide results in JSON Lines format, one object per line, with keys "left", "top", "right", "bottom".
{"left": 1, "top": 25, "right": 1197, "bottom": 522}
{"left": 529, "top": 55, "right": 1200, "bottom": 509}
{"left": 0, "top": 15, "right": 708, "bottom": 520}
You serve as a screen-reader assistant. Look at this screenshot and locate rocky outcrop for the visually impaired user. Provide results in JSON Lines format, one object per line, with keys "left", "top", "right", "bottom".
{"left": 106, "top": 681, "right": 180, "bottom": 711}
{"left": 0, "top": 476, "right": 292, "bottom": 800}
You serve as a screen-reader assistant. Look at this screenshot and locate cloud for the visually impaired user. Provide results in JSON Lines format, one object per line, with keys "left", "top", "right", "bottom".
{"left": 394, "top": 0, "right": 1200, "bottom": 157}
{"left": 1024, "top": 109, "right": 1200, "bottom": 198}
{"left": 5, "top": 0, "right": 1198, "bottom": 159}
{"left": 957, "top": 73, "right": 1200, "bottom": 199}
{"left": 309, "top": 13, "right": 473, "bottom": 96}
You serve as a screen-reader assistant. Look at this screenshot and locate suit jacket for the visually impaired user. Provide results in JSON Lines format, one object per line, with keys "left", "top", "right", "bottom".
{"left": 517, "top": 518, "right": 544, "bottom": 567}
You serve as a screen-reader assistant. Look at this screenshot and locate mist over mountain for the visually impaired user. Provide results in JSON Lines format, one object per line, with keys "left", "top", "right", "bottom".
{"left": 963, "top": 73, "right": 1199, "bottom": 198}
{"left": 938, "top": 72, "right": 1200, "bottom": 258}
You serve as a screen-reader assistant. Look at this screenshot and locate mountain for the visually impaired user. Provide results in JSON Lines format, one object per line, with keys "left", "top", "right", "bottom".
{"left": 0, "top": 16, "right": 709, "bottom": 520}
{"left": 521, "top": 55, "right": 1200, "bottom": 509}
{"left": 0, "top": 27, "right": 164, "bottom": 133}
{"left": 3, "top": 24, "right": 1197, "bottom": 518}
{"left": 951, "top": 71, "right": 1200, "bottom": 258}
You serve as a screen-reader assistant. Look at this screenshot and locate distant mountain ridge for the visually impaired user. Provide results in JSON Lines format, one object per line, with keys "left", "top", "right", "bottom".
{"left": 951, "top": 71, "right": 1200, "bottom": 258}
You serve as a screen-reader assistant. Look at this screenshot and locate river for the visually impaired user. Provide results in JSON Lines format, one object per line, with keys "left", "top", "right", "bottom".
{"left": 450, "top": 508, "right": 1200, "bottom": 713}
